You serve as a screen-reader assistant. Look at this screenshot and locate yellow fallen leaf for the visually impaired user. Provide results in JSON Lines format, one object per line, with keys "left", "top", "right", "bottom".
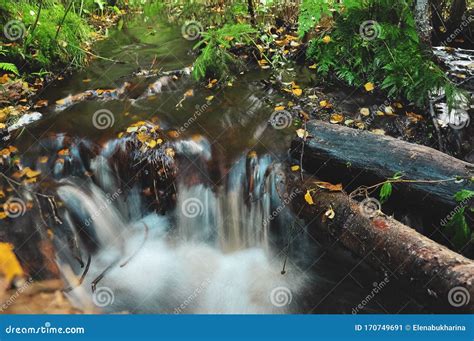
{"left": 0, "top": 123, "right": 6, "bottom": 129}
{"left": 25, "top": 169, "right": 41, "bottom": 178}
{"left": 296, "top": 128, "right": 309, "bottom": 139}
{"left": 309, "top": 64, "right": 317, "bottom": 69}
{"left": 364, "top": 82, "right": 374, "bottom": 92}
{"left": 304, "top": 190, "right": 315, "bottom": 205}
{"left": 165, "top": 148, "right": 175, "bottom": 157}
{"left": 360, "top": 108, "right": 370, "bottom": 116}
{"left": 206, "top": 96, "right": 214, "bottom": 102}
{"left": 325, "top": 207, "right": 335, "bottom": 219}
{"left": 314, "top": 181, "right": 343, "bottom": 192}
{"left": 126, "top": 126, "right": 139, "bottom": 133}
{"left": 274, "top": 106, "right": 286, "bottom": 111}
{"left": 330, "top": 113, "right": 344, "bottom": 124}
{"left": 322, "top": 35, "right": 331, "bottom": 44}
{"left": 0, "top": 242, "right": 24, "bottom": 283}
{"left": 292, "top": 88, "right": 303, "bottom": 97}
{"left": 291, "top": 165, "right": 300, "bottom": 171}
{"left": 371, "top": 129, "right": 386, "bottom": 135}
{"left": 147, "top": 140, "right": 157, "bottom": 148}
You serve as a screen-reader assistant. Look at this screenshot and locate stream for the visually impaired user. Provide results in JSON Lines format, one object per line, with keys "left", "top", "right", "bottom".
{"left": 8, "top": 16, "right": 425, "bottom": 314}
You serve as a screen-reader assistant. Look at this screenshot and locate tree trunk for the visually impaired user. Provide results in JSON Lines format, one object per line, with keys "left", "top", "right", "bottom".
{"left": 290, "top": 120, "right": 474, "bottom": 209}
{"left": 285, "top": 171, "right": 474, "bottom": 312}
{"left": 415, "top": 0, "right": 432, "bottom": 45}
{"left": 247, "top": 0, "right": 256, "bottom": 26}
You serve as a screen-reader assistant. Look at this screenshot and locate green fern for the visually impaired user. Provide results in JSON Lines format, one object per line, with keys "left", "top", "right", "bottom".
{"left": 192, "top": 24, "right": 257, "bottom": 81}
{"left": 305, "top": 0, "right": 461, "bottom": 107}
{"left": 0, "top": 62, "right": 19, "bottom": 75}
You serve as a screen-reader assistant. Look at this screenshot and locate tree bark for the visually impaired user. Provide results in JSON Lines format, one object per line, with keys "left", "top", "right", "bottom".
{"left": 414, "top": 0, "right": 432, "bottom": 45}
{"left": 247, "top": 0, "right": 256, "bottom": 26}
{"left": 290, "top": 120, "right": 474, "bottom": 209}
{"left": 285, "top": 171, "right": 474, "bottom": 312}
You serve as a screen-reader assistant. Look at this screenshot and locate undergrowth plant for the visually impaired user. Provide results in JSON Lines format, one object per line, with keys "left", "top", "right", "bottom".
{"left": 192, "top": 23, "right": 256, "bottom": 80}
{"left": 304, "top": 0, "right": 460, "bottom": 107}
{"left": 444, "top": 189, "right": 474, "bottom": 249}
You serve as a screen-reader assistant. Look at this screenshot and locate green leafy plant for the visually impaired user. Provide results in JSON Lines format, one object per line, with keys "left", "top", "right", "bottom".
{"left": 192, "top": 23, "right": 256, "bottom": 80}
{"left": 298, "top": 0, "right": 331, "bottom": 37}
{"left": 305, "top": 0, "right": 461, "bottom": 107}
{"left": 379, "top": 171, "right": 403, "bottom": 204}
{"left": 444, "top": 190, "right": 474, "bottom": 249}
{"left": 0, "top": 62, "right": 19, "bottom": 75}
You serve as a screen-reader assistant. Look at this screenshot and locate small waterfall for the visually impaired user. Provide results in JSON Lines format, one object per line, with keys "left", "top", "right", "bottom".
{"left": 45, "top": 135, "right": 306, "bottom": 313}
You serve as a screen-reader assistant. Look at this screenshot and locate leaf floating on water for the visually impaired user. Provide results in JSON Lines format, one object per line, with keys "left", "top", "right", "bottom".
{"left": 304, "top": 190, "right": 315, "bottom": 205}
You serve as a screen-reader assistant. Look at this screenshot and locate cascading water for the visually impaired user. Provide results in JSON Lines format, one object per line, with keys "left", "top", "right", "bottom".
{"left": 53, "top": 135, "right": 307, "bottom": 314}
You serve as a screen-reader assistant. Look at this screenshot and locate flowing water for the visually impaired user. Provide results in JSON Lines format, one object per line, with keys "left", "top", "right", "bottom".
{"left": 10, "top": 16, "right": 424, "bottom": 314}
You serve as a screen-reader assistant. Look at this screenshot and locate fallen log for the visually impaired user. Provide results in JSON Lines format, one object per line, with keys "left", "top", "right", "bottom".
{"left": 290, "top": 120, "right": 474, "bottom": 208}
{"left": 284, "top": 171, "right": 474, "bottom": 312}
